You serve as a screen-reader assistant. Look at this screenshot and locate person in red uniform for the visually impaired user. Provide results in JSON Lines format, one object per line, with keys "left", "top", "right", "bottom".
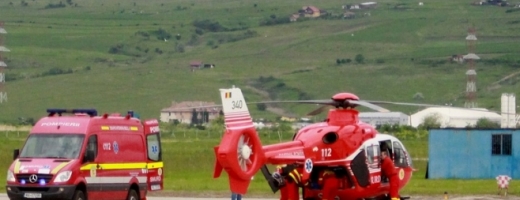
{"left": 317, "top": 169, "right": 338, "bottom": 200}
{"left": 272, "top": 164, "right": 301, "bottom": 200}
{"left": 381, "top": 150, "right": 400, "bottom": 200}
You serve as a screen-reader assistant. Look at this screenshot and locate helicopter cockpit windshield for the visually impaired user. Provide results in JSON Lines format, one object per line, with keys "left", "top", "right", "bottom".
{"left": 392, "top": 141, "right": 411, "bottom": 168}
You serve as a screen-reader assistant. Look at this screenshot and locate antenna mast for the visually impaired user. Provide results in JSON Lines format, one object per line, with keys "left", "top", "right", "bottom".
{"left": 0, "top": 21, "right": 9, "bottom": 103}
{"left": 464, "top": 27, "right": 479, "bottom": 108}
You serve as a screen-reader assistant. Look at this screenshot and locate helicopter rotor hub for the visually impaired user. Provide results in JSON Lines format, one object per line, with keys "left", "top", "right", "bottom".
{"left": 240, "top": 144, "right": 252, "bottom": 159}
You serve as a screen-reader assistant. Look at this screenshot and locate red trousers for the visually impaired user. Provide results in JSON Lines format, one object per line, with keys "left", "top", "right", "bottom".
{"left": 388, "top": 175, "right": 399, "bottom": 198}
{"left": 279, "top": 181, "right": 299, "bottom": 200}
{"left": 320, "top": 175, "right": 339, "bottom": 200}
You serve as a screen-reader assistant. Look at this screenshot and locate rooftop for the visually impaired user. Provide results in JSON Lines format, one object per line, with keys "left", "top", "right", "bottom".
{"left": 161, "top": 101, "right": 220, "bottom": 112}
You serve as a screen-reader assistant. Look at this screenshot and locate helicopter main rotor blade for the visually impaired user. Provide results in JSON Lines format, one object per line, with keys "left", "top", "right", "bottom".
{"left": 365, "top": 100, "right": 450, "bottom": 108}
{"left": 163, "top": 99, "right": 392, "bottom": 114}
{"left": 162, "top": 104, "right": 222, "bottom": 111}
{"left": 306, "top": 105, "right": 330, "bottom": 116}
{"left": 349, "top": 100, "right": 391, "bottom": 112}
{"left": 248, "top": 100, "right": 334, "bottom": 105}
{"left": 164, "top": 100, "right": 335, "bottom": 111}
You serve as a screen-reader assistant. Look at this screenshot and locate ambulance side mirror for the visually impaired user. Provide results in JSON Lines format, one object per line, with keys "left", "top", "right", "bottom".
{"left": 85, "top": 150, "right": 96, "bottom": 163}
{"left": 13, "top": 149, "right": 19, "bottom": 160}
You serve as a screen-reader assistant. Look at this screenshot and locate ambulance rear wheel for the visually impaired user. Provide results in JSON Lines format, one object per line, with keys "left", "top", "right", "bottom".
{"left": 126, "top": 189, "right": 139, "bottom": 200}
{"left": 72, "top": 190, "right": 85, "bottom": 200}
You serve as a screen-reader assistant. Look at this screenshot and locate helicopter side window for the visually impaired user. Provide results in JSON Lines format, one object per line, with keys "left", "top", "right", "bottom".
{"left": 392, "top": 141, "right": 408, "bottom": 167}
{"left": 366, "top": 144, "right": 380, "bottom": 169}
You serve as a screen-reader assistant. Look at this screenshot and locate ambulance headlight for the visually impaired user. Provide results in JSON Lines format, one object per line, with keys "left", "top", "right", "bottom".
{"left": 54, "top": 171, "right": 72, "bottom": 183}
{"left": 7, "top": 170, "right": 15, "bottom": 182}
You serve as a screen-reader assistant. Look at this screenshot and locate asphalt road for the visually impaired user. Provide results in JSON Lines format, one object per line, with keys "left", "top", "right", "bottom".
{"left": 0, "top": 193, "right": 514, "bottom": 200}
{"left": 0, "top": 193, "right": 275, "bottom": 200}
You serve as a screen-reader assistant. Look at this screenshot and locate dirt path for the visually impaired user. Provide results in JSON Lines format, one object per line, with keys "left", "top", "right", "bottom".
{"left": 486, "top": 69, "right": 520, "bottom": 91}
{"left": 244, "top": 85, "right": 294, "bottom": 117}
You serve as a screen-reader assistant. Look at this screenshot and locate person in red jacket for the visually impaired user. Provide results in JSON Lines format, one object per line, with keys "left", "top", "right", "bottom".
{"left": 381, "top": 150, "right": 400, "bottom": 200}
{"left": 272, "top": 165, "right": 301, "bottom": 200}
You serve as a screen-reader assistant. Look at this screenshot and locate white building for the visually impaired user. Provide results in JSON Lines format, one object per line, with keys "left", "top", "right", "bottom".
{"left": 501, "top": 93, "right": 516, "bottom": 128}
{"left": 359, "top": 112, "right": 410, "bottom": 126}
{"left": 160, "top": 101, "right": 221, "bottom": 124}
{"left": 410, "top": 107, "right": 502, "bottom": 128}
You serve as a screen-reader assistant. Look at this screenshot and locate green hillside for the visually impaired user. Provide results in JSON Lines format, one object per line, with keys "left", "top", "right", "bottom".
{"left": 1, "top": 0, "right": 520, "bottom": 123}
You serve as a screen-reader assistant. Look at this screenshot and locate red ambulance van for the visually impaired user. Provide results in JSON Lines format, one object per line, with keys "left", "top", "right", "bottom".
{"left": 5, "top": 109, "right": 164, "bottom": 200}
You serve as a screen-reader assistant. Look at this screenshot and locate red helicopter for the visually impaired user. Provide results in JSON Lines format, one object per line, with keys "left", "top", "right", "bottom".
{"left": 212, "top": 86, "right": 420, "bottom": 200}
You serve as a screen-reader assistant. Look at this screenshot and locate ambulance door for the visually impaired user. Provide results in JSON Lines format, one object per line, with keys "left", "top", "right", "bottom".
{"left": 82, "top": 134, "right": 104, "bottom": 200}
{"left": 144, "top": 120, "right": 163, "bottom": 191}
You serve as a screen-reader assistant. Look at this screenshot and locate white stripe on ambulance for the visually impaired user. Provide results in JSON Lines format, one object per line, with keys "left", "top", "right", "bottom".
{"left": 85, "top": 176, "right": 147, "bottom": 184}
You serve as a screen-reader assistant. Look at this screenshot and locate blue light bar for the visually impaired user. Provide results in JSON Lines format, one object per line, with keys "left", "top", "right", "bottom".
{"left": 47, "top": 109, "right": 98, "bottom": 117}
{"left": 39, "top": 179, "right": 46, "bottom": 185}
{"left": 127, "top": 110, "right": 134, "bottom": 117}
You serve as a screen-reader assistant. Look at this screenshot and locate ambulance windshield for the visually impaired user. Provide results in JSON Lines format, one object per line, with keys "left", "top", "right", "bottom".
{"left": 20, "top": 134, "right": 85, "bottom": 159}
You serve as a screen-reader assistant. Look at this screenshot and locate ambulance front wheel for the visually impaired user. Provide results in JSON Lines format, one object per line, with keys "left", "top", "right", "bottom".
{"left": 126, "top": 189, "right": 139, "bottom": 200}
{"left": 72, "top": 190, "right": 85, "bottom": 200}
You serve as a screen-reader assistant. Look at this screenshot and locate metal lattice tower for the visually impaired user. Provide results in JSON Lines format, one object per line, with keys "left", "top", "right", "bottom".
{"left": 0, "top": 21, "right": 9, "bottom": 103}
{"left": 463, "top": 27, "right": 479, "bottom": 108}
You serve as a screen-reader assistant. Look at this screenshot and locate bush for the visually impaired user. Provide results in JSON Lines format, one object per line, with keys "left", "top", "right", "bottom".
{"left": 259, "top": 16, "right": 290, "bottom": 26}
{"left": 418, "top": 113, "right": 442, "bottom": 129}
{"left": 195, "top": 28, "right": 204, "bottom": 35}
{"left": 192, "top": 19, "right": 227, "bottom": 32}
{"left": 473, "top": 118, "right": 500, "bottom": 129}
{"left": 45, "top": 2, "right": 66, "bottom": 9}
{"left": 257, "top": 103, "right": 267, "bottom": 111}
{"left": 150, "top": 28, "right": 171, "bottom": 41}
{"left": 355, "top": 54, "right": 365, "bottom": 63}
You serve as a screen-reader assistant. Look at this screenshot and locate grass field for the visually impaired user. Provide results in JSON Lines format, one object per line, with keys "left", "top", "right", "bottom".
{"left": 0, "top": 0, "right": 519, "bottom": 124}
{"left": 0, "top": 130, "right": 518, "bottom": 196}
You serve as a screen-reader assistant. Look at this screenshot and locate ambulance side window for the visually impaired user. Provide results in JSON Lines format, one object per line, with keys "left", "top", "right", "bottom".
{"left": 147, "top": 133, "right": 161, "bottom": 161}
{"left": 85, "top": 135, "right": 98, "bottom": 160}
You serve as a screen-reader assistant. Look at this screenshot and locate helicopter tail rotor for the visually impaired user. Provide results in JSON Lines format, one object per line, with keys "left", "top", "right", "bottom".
{"left": 213, "top": 87, "right": 266, "bottom": 194}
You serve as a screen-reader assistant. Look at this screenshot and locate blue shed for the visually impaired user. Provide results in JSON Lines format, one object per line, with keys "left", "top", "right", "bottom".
{"left": 428, "top": 129, "right": 520, "bottom": 179}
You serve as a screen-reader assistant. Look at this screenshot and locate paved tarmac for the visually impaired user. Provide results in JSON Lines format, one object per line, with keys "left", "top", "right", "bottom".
{"left": 0, "top": 193, "right": 515, "bottom": 200}
{"left": 0, "top": 193, "right": 275, "bottom": 200}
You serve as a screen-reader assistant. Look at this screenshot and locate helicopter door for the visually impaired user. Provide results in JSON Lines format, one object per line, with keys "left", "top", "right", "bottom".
{"left": 378, "top": 140, "right": 392, "bottom": 183}
{"left": 379, "top": 140, "right": 393, "bottom": 160}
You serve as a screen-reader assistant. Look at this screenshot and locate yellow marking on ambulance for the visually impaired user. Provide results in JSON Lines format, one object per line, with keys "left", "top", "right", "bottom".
{"left": 51, "top": 161, "right": 72, "bottom": 174}
{"left": 147, "top": 162, "right": 164, "bottom": 169}
{"left": 80, "top": 162, "right": 164, "bottom": 170}
{"left": 101, "top": 126, "right": 138, "bottom": 131}
{"left": 14, "top": 159, "right": 21, "bottom": 173}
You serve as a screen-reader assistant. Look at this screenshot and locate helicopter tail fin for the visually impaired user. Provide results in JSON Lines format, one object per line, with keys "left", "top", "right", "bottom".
{"left": 213, "top": 86, "right": 266, "bottom": 195}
